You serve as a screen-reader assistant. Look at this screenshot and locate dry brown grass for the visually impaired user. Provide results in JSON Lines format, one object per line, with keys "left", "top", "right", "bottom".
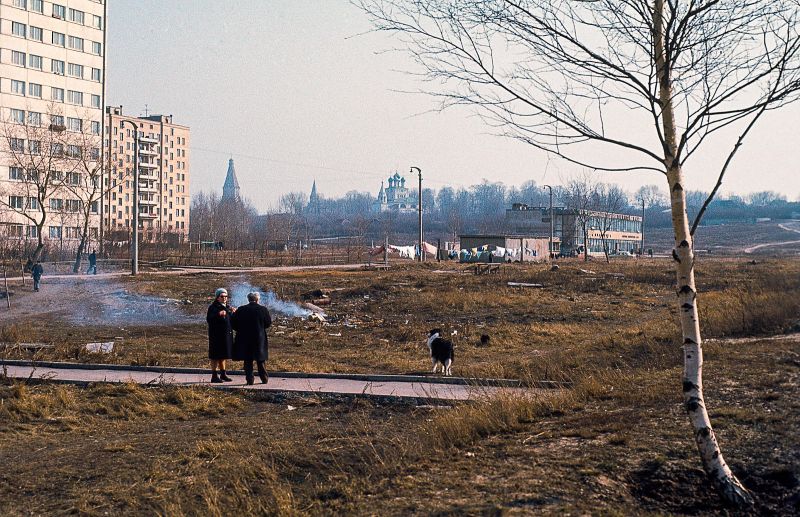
{"left": 1, "top": 257, "right": 799, "bottom": 514}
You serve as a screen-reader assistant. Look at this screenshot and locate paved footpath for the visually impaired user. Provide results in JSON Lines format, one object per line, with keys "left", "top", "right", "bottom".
{"left": 1, "top": 362, "right": 543, "bottom": 402}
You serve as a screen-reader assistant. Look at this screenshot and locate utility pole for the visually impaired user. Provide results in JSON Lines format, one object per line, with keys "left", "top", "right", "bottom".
{"left": 121, "top": 120, "right": 139, "bottom": 275}
{"left": 543, "top": 185, "right": 554, "bottom": 259}
{"left": 411, "top": 166, "right": 423, "bottom": 262}
{"left": 641, "top": 197, "right": 646, "bottom": 257}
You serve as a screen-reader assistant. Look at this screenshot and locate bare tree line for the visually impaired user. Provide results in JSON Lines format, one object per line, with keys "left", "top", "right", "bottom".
{"left": 191, "top": 176, "right": 798, "bottom": 250}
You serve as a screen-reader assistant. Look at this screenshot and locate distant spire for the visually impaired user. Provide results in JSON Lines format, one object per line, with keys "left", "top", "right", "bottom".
{"left": 222, "top": 158, "right": 240, "bottom": 201}
{"left": 306, "top": 180, "right": 321, "bottom": 214}
{"left": 377, "top": 180, "right": 386, "bottom": 203}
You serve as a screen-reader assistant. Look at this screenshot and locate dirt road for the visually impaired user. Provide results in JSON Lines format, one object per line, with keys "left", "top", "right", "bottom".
{"left": 744, "top": 221, "right": 800, "bottom": 253}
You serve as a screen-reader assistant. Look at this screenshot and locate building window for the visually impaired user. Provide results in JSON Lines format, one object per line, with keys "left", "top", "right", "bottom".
{"left": 26, "top": 225, "right": 38, "bottom": 238}
{"left": 50, "top": 115, "right": 65, "bottom": 129}
{"left": 52, "top": 4, "right": 66, "bottom": 19}
{"left": 68, "top": 36, "right": 84, "bottom": 52}
{"left": 27, "top": 197, "right": 38, "bottom": 210}
{"left": 7, "top": 225, "right": 23, "bottom": 239}
{"left": 52, "top": 31, "right": 65, "bottom": 47}
{"left": 69, "top": 8, "right": 85, "bottom": 25}
{"left": 28, "top": 83, "right": 42, "bottom": 98}
{"left": 11, "top": 51, "right": 26, "bottom": 67}
{"left": 49, "top": 226, "right": 62, "bottom": 239}
{"left": 52, "top": 59, "right": 65, "bottom": 75}
{"left": 66, "top": 118, "right": 82, "bottom": 132}
{"left": 92, "top": 41, "right": 102, "bottom": 55}
{"left": 11, "top": 80, "right": 26, "bottom": 96}
{"left": 91, "top": 121, "right": 101, "bottom": 135}
{"left": 12, "top": 0, "right": 27, "bottom": 8}
{"left": 10, "top": 138, "right": 24, "bottom": 152}
{"left": 66, "top": 145, "right": 81, "bottom": 158}
{"left": 12, "top": 22, "right": 26, "bottom": 38}
{"left": 30, "top": 26, "right": 43, "bottom": 42}
{"left": 28, "top": 140, "right": 41, "bottom": 154}
{"left": 29, "top": 54, "right": 43, "bottom": 70}
{"left": 67, "top": 90, "right": 83, "bottom": 105}
{"left": 51, "top": 87, "right": 64, "bottom": 102}
{"left": 93, "top": 15, "right": 103, "bottom": 29}
{"left": 91, "top": 94, "right": 101, "bottom": 108}
{"left": 9, "top": 167, "right": 24, "bottom": 180}
{"left": 28, "top": 112, "right": 42, "bottom": 127}
{"left": 67, "top": 63, "right": 83, "bottom": 78}
{"left": 91, "top": 68, "right": 101, "bottom": 82}
{"left": 10, "top": 196, "right": 25, "bottom": 210}
{"left": 10, "top": 109, "right": 25, "bottom": 124}
{"left": 31, "top": 0, "right": 42, "bottom": 13}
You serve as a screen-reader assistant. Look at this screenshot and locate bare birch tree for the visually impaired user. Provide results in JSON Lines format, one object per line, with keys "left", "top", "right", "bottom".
{"left": 562, "top": 174, "right": 597, "bottom": 261}
{"left": 0, "top": 107, "right": 71, "bottom": 260}
{"left": 593, "top": 184, "right": 630, "bottom": 262}
{"left": 357, "top": 0, "right": 800, "bottom": 506}
{"left": 60, "top": 126, "right": 103, "bottom": 273}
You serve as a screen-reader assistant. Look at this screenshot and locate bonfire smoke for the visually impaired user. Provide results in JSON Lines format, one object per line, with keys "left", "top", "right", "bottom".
{"left": 228, "top": 283, "right": 311, "bottom": 318}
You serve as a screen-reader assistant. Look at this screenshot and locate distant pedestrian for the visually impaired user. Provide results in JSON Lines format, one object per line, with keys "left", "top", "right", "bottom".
{"left": 31, "top": 261, "right": 44, "bottom": 292}
{"left": 231, "top": 291, "right": 272, "bottom": 385}
{"left": 206, "top": 288, "right": 235, "bottom": 383}
{"left": 87, "top": 249, "right": 97, "bottom": 275}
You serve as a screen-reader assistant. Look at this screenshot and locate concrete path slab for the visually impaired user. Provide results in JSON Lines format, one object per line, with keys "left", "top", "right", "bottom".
{"left": 1, "top": 363, "right": 537, "bottom": 401}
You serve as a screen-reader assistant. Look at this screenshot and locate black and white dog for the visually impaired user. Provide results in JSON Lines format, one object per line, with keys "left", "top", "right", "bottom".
{"left": 427, "top": 329, "right": 454, "bottom": 376}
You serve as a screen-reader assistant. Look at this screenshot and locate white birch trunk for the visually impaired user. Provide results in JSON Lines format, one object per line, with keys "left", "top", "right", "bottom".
{"left": 653, "top": 0, "right": 753, "bottom": 507}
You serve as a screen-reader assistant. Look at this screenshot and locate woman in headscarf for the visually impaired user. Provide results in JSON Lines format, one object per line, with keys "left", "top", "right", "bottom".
{"left": 206, "top": 287, "right": 235, "bottom": 383}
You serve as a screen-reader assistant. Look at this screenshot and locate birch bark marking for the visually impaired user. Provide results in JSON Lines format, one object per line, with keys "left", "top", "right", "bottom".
{"left": 653, "top": 0, "right": 752, "bottom": 507}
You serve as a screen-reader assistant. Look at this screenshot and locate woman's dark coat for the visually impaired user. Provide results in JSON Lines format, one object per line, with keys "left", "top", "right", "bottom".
{"left": 206, "top": 300, "right": 234, "bottom": 360}
{"left": 231, "top": 302, "right": 272, "bottom": 361}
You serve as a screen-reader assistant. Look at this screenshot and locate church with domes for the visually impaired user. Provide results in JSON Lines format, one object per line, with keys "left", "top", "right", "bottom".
{"left": 372, "top": 172, "right": 418, "bottom": 213}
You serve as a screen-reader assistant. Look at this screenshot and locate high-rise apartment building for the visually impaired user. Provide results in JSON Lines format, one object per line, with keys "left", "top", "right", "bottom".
{"left": 0, "top": 0, "right": 106, "bottom": 249}
{"left": 103, "top": 106, "right": 190, "bottom": 243}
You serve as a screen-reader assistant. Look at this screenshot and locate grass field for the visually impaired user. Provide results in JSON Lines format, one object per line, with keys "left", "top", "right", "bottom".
{"left": 1, "top": 257, "right": 799, "bottom": 514}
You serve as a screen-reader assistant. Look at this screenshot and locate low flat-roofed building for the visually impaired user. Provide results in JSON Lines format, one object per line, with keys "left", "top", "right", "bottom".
{"left": 505, "top": 204, "right": 642, "bottom": 256}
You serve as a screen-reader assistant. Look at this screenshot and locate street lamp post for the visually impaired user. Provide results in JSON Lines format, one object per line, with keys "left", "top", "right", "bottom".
{"left": 411, "top": 166, "right": 423, "bottom": 262}
{"left": 543, "top": 185, "right": 554, "bottom": 259}
{"left": 640, "top": 197, "right": 646, "bottom": 257}
{"left": 121, "top": 120, "right": 139, "bottom": 275}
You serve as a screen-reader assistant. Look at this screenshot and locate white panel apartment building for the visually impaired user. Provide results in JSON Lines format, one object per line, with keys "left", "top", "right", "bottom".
{"left": 103, "top": 106, "right": 190, "bottom": 244}
{"left": 0, "top": 0, "right": 105, "bottom": 251}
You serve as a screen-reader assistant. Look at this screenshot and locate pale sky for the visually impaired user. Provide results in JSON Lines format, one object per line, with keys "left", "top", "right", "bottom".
{"left": 107, "top": 1, "right": 800, "bottom": 212}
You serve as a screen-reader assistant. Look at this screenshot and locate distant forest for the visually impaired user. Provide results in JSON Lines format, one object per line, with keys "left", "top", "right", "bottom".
{"left": 190, "top": 180, "right": 800, "bottom": 247}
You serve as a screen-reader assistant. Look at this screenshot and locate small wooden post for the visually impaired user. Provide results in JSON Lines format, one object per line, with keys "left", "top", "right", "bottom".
{"left": 384, "top": 235, "right": 389, "bottom": 266}
{"left": 21, "top": 260, "right": 25, "bottom": 286}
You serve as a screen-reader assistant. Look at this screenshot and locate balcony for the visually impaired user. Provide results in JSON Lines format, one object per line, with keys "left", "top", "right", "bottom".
{"left": 139, "top": 147, "right": 157, "bottom": 156}
{"left": 139, "top": 135, "right": 158, "bottom": 145}
{"left": 138, "top": 160, "right": 157, "bottom": 169}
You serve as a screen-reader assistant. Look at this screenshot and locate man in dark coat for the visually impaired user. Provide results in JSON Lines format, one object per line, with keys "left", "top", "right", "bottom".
{"left": 31, "top": 261, "right": 44, "bottom": 292}
{"left": 206, "top": 288, "right": 235, "bottom": 383}
{"left": 87, "top": 249, "right": 97, "bottom": 275}
{"left": 231, "top": 291, "right": 272, "bottom": 385}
